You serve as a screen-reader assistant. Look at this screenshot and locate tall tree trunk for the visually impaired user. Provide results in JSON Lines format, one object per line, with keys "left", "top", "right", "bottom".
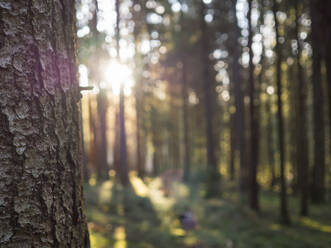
{"left": 288, "top": 64, "right": 298, "bottom": 193}
{"left": 232, "top": 0, "right": 248, "bottom": 196}
{"left": 88, "top": 97, "right": 98, "bottom": 175}
{"left": 132, "top": 3, "right": 144, "bottom": 179}
{"left": 248, "top": 0, "right": 259, "bottom": 211}
{"left": 325, "top": 2, "right": 331, "bottom": 160}
{"left": 135, "top": 77, "right": 143, "bottom": 178}
{"left": 182, "top": 57, "right": 191, "bottom": 182}
{"left": 96, "top": 89, "right": 109, "bottom": 179}
{"left": 229, "top": 108, "right": 236, "bottom": 181}
{"left": 295, "top": 1, "right": 309, "bottom": 215}
{"left": 90, "top": 0, "right": 108, "bottom": 180}
{"left": 200, "top": 0, "right": 221, "bottom": 197}
{"left": 266, "top": 93, "right": 276, "bottom": 188}
{"left": 273, "top": 0, "right": 290, "bottom": 224}
{"left": 151, "top": 106, "right": 162, "bottom": 176}
{"left": 116, "top": 0, "right": 129, "bottom": 186}
{"left": 0, "top": 0, "right": 90, "bottom": 246}
{"left": 310, "top": 0, "right": 326, "bottom": 204}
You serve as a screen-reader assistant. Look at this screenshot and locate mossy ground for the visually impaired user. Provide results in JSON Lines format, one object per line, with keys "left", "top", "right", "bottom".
{"left": 84, "top": 173, "right": 331, "bottom": 248}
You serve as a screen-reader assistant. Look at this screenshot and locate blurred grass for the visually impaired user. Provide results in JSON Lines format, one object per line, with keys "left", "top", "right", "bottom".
{"left": 84, "top": 173, "right": 331, "bottom": 248}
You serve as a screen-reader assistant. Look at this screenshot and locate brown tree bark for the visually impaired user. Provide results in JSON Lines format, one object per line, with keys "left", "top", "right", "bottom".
{"left": 273, "top": 0, "right": 290, "bottom": 225}
{"left": 0, "top": 0, "right": 90, "bottom": 246}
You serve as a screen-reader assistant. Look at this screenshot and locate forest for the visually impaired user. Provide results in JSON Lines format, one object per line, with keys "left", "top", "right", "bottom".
{"left": 0, "top": 0, "right": 330, "bottom": 247}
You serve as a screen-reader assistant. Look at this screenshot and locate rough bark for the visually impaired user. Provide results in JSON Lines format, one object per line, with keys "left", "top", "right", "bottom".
{"left": 310, "top": 0, "right": 326, "bottom": 204}
{"left": 273, "top": 0, "right": 290, "bottom": 225}
{"left": 0, "top": 0, "right": 90, "bottom": 246}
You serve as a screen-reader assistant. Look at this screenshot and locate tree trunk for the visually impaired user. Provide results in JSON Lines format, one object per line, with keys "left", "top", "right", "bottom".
{"left": 200, "top": 0, "right": 221, "bottom": 197}
{"left": 232, "top": 0, "right": 248, "bottom": 196}
{"left": 229, "top": 109, "right": 236, "bottom": 181}
{"left": 266, "top": 93, "right": 276, "bottom": 188}
{"left": 248, "top": 0, "right": 259, "bottom": 211}
{"left": 89, "top": 0, "right": 109, "bottom": 180}
{"left": 182, "top": 57, "right": 191, "bottom": 182}
{"left": 273, "top": 0, "right": 290, "bottom": 225}
{"left": 132, "top": 0, "right": 144, "bottom": 179}
{"left": 295, "top": 1, "right": 309, "bottom": 215}
{"left": 310, "top": 0, "right": 326, "bottom": 204}
{"left": 115, "top": 0, "right": 129, "bottom": 186}
{"left": 96, "top": 89, "right": 109, "bottom": 180}
{"left": 0, "top": 0, "right": 90, "bottom": 246}
{"left": 325, "top": 2, "right": 331, "bottom": 160}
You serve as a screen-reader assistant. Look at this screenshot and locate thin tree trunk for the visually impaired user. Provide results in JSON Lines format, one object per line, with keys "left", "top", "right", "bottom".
{"left": 310, "top": 0, "right": 325, "bottom": 204}
{"left": 0, "top": 0, "right": 90, "bottom": 246}
{"left": 288, "top": 63, "right": 298, "bottom": 193}
{"left": 273, "top": 0, "right": 290, "bottom": 224}
{"left": 200, "top": 0, "right": 221, "bottom": 197}
{"left": 182, "top": 57, "right": 191, "bottom": 182}
{"left": 248, "top": 0, "right": 259, "bottom": 211}
{"left": 295, "top": 1, "right": 309, "bottom": 215}
{"left": 229, "top": 109, "right": 236, "bottom": 181}
{"left": 90, "top": 0, "right": 108, "bottom": 180}
{"left": 116, "top": 0, "right": 129, "bottom": 186}
{"left": 96, "top": 89, "right": 109, "bottom": 180}
{"left": 135, "top": 80, "right": 144, "bottom": 178}
{"left": 132, "top": 3, "right": 144, "bottom": 179}
{"left": 232, "top": 0, "right": 248, "bottom": 196}
{"left": 88, "top": 97, "right": 98, "bottom": 174}
{"left": 325, "top": 2, "right": 331, "bottom": 160}
{"left": 266, "top": 93, "right": 276, "bottom": 188}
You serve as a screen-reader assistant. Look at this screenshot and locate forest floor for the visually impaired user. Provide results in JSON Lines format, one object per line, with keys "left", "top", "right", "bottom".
{"left": 84, "top": 173, "right": 331, "bottom": 248}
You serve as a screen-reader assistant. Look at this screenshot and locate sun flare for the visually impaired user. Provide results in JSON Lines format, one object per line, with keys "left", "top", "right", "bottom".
{"left": 103, "top": 61, "right": 135, "bottom": 96}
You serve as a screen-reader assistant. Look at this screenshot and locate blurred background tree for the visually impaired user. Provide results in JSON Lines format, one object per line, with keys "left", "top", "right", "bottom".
{"left": 75, "top": 0, "right": 331, "bottom": 246}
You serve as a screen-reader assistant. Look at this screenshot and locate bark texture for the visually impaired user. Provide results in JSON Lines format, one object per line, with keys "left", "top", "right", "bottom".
{"left": 0, "top": 0, "right": 89, "bottom": 247}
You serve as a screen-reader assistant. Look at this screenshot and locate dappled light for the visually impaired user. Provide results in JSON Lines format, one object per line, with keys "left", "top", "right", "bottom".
{"left": 103, "top": 61, "right": 135, "bottom": 95}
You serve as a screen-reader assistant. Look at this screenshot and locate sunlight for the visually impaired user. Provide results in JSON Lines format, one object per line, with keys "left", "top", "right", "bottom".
{"left": 104, "top": 61, "right": 135, "bottom": 95}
